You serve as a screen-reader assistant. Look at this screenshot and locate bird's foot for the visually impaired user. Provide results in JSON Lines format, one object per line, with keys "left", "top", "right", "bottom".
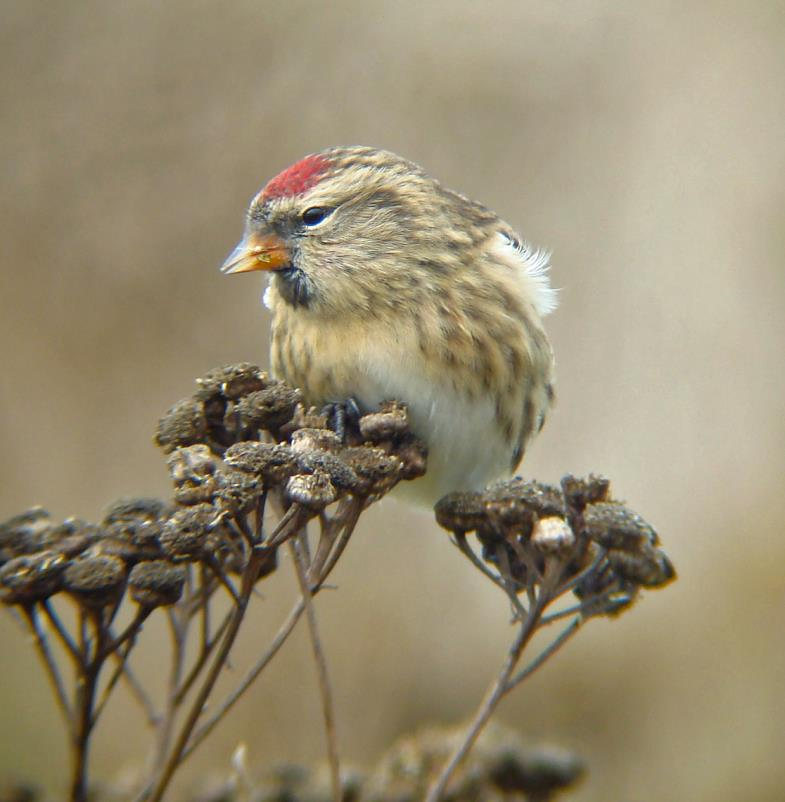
{"left": 321, "top": 397, "right": 362, "bottom": 443}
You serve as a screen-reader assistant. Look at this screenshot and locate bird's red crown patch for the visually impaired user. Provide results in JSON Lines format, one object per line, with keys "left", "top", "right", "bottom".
{"left": 261, "top": 154, "right": 330, "bottom": 201}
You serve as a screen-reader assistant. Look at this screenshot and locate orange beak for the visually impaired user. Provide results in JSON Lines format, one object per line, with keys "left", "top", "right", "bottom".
{"left": 220, "top": 232, "right": 290, "bottom": 275}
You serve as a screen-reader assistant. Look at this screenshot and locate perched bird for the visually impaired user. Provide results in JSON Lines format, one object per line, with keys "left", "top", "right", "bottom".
{"left": 221, "top": 146, "right": 556, "bottom": 506}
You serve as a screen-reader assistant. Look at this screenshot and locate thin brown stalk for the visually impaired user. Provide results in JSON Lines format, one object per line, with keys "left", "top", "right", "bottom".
{"left": 78, "top": 608, "right": 88, "bottom": 661}
{"left": 148, "top": 607, "right": 188, "bottom": 782}
{"left": 144, "top": 542, "right": 285, "bottom": 802}
{"left": 41, "top": 600, "right": 82, "bottom": 666}
{"left": 71, "top": 612, "right": 109, "bottom": 802}
{"left": 102, "top": 607, "right": 150, "bottom": 658}
{"left": 493, "top": 543, "right": 529, "bottom": 623}
{"left": 24, "top": 605, "right": 73, "bottom": 731}
{"left": 290, "top": 534, "right": 342, "bottom": 802}
{"left": 424, "top": 598, "right": 546, "bottom": 802}
{"left": 254, "top": 490, "right": 268, "bottom": 540}
{"left": 308, "top": 518, "right": 339, "bottom": 582}
{"left": 505, "top": 538, "right": 540, "bottom": 609}
{"left": 199, "top": 565, "right": 211, "bottom": 652}
{"left": 183, "top": 504, "right": 359, "bottom": 760}
{"left": 309, "top": 499, "right": 362, "bottom": 590}
{"left": 231, "top": 512, "right": 256, "bottom": 549}
{"left": 92, "top": 611, "right": 150, "bottom": 725}
{"left": 506, "top": 616, "right": 581, "bottom": 691}
{"left": 182, "top": 596, "right": 305, "bottom": 760}
{"left": 109, "top": 653, "right": 158, "bottom": 727}
{"left": 265, "top": 503, "right": 304, "bottom": 547}
{"left": 451, "top": 533, "right": 510, "bottom": 597}
{"left": 174, "top": 607, "right": 233, "bottom": 704}
{"left": 557, "top": 547, "right": 607, "bottom": 595}
{"left": 203, "top": 556, "right": 240, "bottom": 604}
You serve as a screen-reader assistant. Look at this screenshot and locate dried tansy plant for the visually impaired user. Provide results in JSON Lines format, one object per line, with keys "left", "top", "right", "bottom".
{"left": 0, "top": 363, "right": 674, "bottom": 802}
{"left": 0, "top": 364, "right": 426, "bottom": 802}
{"left": 426, "top": 474, "right": 674, "bottom": 801}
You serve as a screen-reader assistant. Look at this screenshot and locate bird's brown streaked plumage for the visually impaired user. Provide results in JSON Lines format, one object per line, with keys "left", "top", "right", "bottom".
{"left": 222, "top": 146, "right": 556, "bottom": 505}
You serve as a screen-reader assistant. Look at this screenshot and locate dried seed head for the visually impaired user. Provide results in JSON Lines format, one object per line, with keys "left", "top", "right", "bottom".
{"left": 0, "top": 507, "right": 51, "bottom": 561}
{"left": 128, "top": 560, "right": 186, "bottom": 607}
{"left": 292, "top": 407, "right": 330, "bottom": 431}
{"left": 214, "top": 468, "right": 264, "bottom": 515}
{"left": 40, "top": 519, "right": 100, "bottom": 559}
{"left": 583, "top": 503, "right": 659, "bottom": 550}
{"left": 531, "top": 516, "right": 575, "bottom": 554}
{"left": 394, "top": 437, "right": 428, "bottom": 481}
{"left": 195, "top": 363, "right": 268, "bottom": 401}
{"left": 155, "top": 398, "right": 207, "bottom": 453}
{"left": 359, "top": 404, "right": 410, "bottom": 443}
{"left": 0, "top": 529, "right": 49, "bottom": 561}
{"left": 103, "top": 498, "right": 170, "bottom": 525}
{"left": 340, "top": 447, "right": 402, "bottom": 495}
{"left": 434, "top": 491, "right": 487, "bottom": 533}
{"left": 92, "top": 532, "right": 162, "bottom": 564}
{"left": 483, "top": 479, "right": 564, "bottom": 530}
{"left": 366, "top": 724, "right": 584, "bottom": 802}
{"left": 159, "top": 505, "right": 218, "bottom": 560}
{"left": 0, "top": 507, "right": 50, "bottom": 535}
{"left": 286, "top": 472, "right": 337, "bottom": 509}
{"left": 203, "top": 394, "right": 229, "bottom": 444}
{"left": 296, "top": 451, "right": 359, "bottom": 492}
{"left": 0, "top": 551, "right": 66, "bottom": 604}
{"left": 608, "top": 546, "right": 676, "bottom": 588}
{"left": 49, "top": 533, "right": 94, "bottom": 560}
{"left": 224, "top": 442, "right": 298, "bottom": 484}
{"left": 173, "top": 477, "right": 218, "bottom": 506}
{"left": 488, "top": 745, "right": 585, "bottom": 796}
{"left": 4, "top": 518, "right": 100, "bottom": 563}
{"left": 166, "top": 445, "right": 220, "bottom": 504}
{"left": 101, "top": 499, "right": 170, "bottom": 552}
{"left": 63, "top": 555, "right": 126, "bottom": 607}
{"left": 236, "top": 383, "right": 301, "bottom": 431}
{"left": 560, "top": 474, "right": 611, "bottom": 510}
{"left": 289, "top": 427, "right": 342, "bottom": 454}
{"left": 571, "top": 547, "right": 622, "bottom": 598}
{"left": 167, "top": 446, "right": 217, "bottom": 485}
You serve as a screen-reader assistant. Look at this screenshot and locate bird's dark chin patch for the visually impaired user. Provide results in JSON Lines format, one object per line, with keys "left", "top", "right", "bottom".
{"left": 275, "top": 266, "right": 313, "bottom": 308}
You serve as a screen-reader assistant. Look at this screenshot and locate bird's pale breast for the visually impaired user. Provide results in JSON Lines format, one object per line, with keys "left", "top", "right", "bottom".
{"left": 268, "top": 275, "right": 551, "bottom": 507}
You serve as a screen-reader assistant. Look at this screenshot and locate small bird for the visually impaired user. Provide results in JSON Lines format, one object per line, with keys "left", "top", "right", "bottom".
{"left": 221, "top": 146, "right": 556, "bottom": 506}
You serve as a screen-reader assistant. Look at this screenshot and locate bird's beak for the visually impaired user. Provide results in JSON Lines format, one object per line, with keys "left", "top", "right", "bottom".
{"left": 220, "top": 232, "right": 290, "bottom": 275}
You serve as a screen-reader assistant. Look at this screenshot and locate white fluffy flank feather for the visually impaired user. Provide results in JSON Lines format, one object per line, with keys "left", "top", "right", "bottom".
{"left": 495, "top": 231, "right": 558, "bottom": 317}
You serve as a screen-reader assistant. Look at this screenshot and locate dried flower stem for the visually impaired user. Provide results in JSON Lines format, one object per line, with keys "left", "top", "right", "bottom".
{"left": 424, "top": 594, "right": 546, "bottom": 802}
{"left": 110, "top": 652, "right": 159, "bottom": 727}
{"left": 144, "top": 545, "right": 280, "bottom": 802}
{"left": 182, "top": 498, "right": 363, "bottom": 763}
{"left": 71, "top": 612, "right": 110, "bottom": 802}
{"left": 42, "top": 600, "right": 81, "bottom": 666}
{"left": 24, "top": 605, "right": 73, "bottom": 729}
{"left": 290, "top": 533, "right": 342, "bottom": 802}
{"left": 426, "top": 609, "right": 585, "bottom": 802}
{"left": 310, "top": 499, "right": 363, "bottom": 590}
{"left": 92, "top": 623, "right": 146, "bottom": 725}
{"left": 181, "top": 595, "right": 305, "bottom": 760}
{"left": 507, "top": 615, "right": 581, "bottom": 691}
{"left": 173, "top": 604, "right": 233, "bottom": 705}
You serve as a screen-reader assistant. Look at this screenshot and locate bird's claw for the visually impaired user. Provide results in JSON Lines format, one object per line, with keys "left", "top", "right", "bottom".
{"left": 322, "top": 397, "right": 362, "bottom": 443}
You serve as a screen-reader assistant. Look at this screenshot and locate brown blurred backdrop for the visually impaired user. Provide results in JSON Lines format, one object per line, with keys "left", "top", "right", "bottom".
{"left": 1, "top": 1, "right": 784, "bottom": 800}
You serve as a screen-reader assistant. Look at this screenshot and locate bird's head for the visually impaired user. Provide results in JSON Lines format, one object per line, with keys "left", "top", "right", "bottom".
{"left": 221, "top": 146, "right": 491, "bottom": 318}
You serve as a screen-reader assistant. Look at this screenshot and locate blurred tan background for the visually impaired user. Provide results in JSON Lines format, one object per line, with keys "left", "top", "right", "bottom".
{"left": 1, "top": 1, "right": 784, "bottom": 800}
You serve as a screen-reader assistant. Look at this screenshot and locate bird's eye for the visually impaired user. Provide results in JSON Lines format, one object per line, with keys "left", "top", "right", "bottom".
{"left": 301, "top": 207, "right": 332, "bottom": 226}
